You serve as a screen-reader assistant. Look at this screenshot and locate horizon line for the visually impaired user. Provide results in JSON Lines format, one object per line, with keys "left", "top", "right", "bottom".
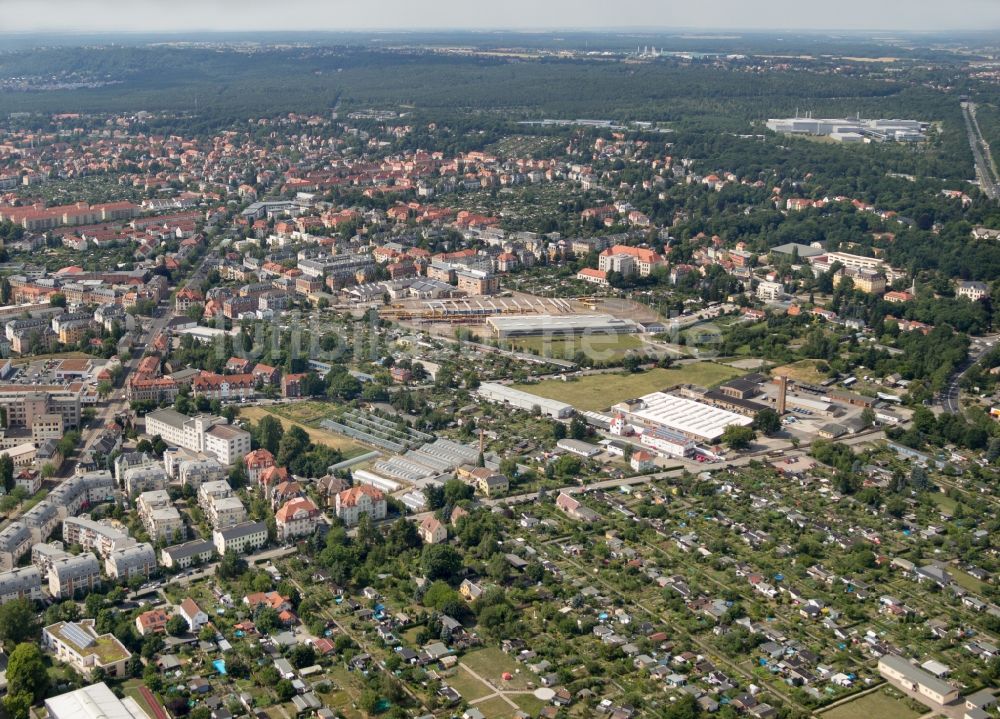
{"left": 1, "top": 26, "right": 999, "bottom": 37}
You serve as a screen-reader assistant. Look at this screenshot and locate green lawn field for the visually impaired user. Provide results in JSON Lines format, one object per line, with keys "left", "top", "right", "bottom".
{"left": 512, "top": 362, "right": 741, "bottom": 412}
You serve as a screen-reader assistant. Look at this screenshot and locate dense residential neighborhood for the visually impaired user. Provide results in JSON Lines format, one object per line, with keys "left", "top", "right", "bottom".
{"left": 0, "top": 20, "right": 999, "bottom": 719}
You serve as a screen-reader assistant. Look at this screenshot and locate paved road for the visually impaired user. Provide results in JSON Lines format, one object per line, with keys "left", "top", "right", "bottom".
{"left": 938, "top": 335, "right": 998, "bottom": 415}
{"left": 962, "top": 102, "right": 999, "bottom": 200}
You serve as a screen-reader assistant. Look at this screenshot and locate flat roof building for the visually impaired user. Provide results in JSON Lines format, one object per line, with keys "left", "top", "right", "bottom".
{"left": 478, "top": 382, "right": 574, "bottom": 419}
{"left": 614, "top": 392, "right": 753, "bottom": 444}
{"left": 486, "top": 314, "right": 640, "bottom": 339}
{"left": 45, "top": 681, "right": 151, "bottom": 719}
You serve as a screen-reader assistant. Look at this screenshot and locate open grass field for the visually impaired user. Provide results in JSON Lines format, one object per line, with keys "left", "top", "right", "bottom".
{"left": 512, "top": 362, "right": 741, "bottom": 412}
{"left": 461, "top": 647, "right": 538, "bottom": 691}
{"left": 820, "top": 689, "right": 923, "bottom": 719}
{"left": 507, "top": 333, "right": 646, "bottom": 361}
{"left": 474, "top": 695, "right": 522, "bottom": 718}
{"left": 239, "top": 405, "right": 366, "bottom": 457}
{"left": 511, "top": 694, "right": 547, "bottom": 716}
{"left": 447, "top": 666, "right": 494, "bottom": 701}
{"left": 772, "top": 359, "right": 830, "bottom": 385}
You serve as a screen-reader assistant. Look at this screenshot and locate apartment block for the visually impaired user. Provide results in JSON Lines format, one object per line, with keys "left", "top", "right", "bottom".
{"left": 213, "top": 520, "right": 268, "bottom": 556}
{"left": 0, "top": 566, "right": 42, "bottom": 603}
{"left": 105, "top": 542, "right": 156, "bottom": 581}
{"left": 62, "top": 517, "right": 136, "bottom": 558}
{"left": 136, "top": 490, "right": 183, "bottom": 541}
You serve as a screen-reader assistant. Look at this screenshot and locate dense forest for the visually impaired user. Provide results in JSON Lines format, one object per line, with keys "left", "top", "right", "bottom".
{"left": 0, "top": 44, "right": 977, "bottom": 132}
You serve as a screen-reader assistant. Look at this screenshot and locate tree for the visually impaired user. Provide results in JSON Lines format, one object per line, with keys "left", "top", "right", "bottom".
{"left": 622, "top": 354, "right": 643, "bottom": 373}
{"left": 166, "top": 615, "right": 189, "bottom": 636}
{"left": 49, "top": 292, "right": 66, "bottom": 308}
{"left": 0, "top": 599, "right": 37, "bottom": 644}
{"left": 97, "top": 380, "right": 114, "bottom": 400}
{"left": 752, "top": 408, "right": 782, "bottom": 436}
{"left": 275, "top": 679, "right": 296, "bottom": 701}
{"left": 218, "top": 550, "right": 248, "bottom": 580}
{"left": 860, "top": 406, "right": 876, "bottom": 429}
{"left": 569, "top": 416, "right": 589, "bottom": 440}
{"left": 421, "top": 544, "right": 463, "bottom": 582}
{"left": 5, "top": 643, "right": 49, "bottom": 706}
{"left": 276, "top": 425, "right": 309, "bottom": 468}
{"left": 0, "top": 454, "right": 14, "bottom": 493}
{"left": 721, "top": 424, "right": 755, "bottom": 450}
{"left": 290, "top": 643, "right": 316, "bottom": 669}
{"left": 256, "top": 415, "right": 284, "bottom": 455}
{"left": 3, "top": 692, "right": 32, "bottom": 719}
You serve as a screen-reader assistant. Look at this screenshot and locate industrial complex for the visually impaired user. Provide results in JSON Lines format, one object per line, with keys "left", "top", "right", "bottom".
{"left": 765, "top": 115, "right": 927, "bottom": 143}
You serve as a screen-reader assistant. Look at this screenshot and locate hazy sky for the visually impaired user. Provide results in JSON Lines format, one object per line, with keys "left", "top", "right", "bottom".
{"left": 2, "top": 0, "right": 1000, "bottom": 33}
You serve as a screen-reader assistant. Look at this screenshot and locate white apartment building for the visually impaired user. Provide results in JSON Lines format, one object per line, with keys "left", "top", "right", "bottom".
{"left": 206, "top": 495, "right": 247, "bottom": 530}
{"left": 213, "top": 520, "right": 268, "bottom": 555}
{"left": 756, "top": 280, "right": 785, "bottom": 302}
{"left": 105, "top": 543, "right": 156, "bottom": 581}
{"left": 161, "top": 539, "right": 215, "bottom": 569}
{"left": 334, "top": 486, "right": 387, "bottom": 527}
{"left": 136, "top": 490, "right": 183, "bottom": 541}
{"left": 145, "top": 409, "right": 251, "bottom": 466}
{"left": 62, "top": 517, "right": 136, "bottom": 558}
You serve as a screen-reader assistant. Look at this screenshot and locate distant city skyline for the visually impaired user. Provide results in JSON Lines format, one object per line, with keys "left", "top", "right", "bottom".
{"left": 3, "top": 0, "right": 1000, "bottom": 34}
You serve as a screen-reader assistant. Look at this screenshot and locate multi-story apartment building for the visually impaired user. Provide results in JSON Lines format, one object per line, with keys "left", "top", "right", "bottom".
{"left": 62, "top": 517, "right": 136, "bottom": 558}
{"left": 206, "top": 495, "right": 247, "bottom": 530}
{"left": 105, "top": 543, "right": 156, "bottom": 581}
{"left": 455, "top": 269, "right": 500, "bottom": 296}
{"left": 598, "top": 245, "right": 665, "bottom": 278}
{"left": 122, "top": 465, "right": 168, "bottom": 498}
{"left": 191, "top": 371, "right": 257, "bottom": 402}
{"left": 244, "top": 448, "right": 276, "bottom": 484}
{"left": 161, "top": 539, "right": 215, "bottom": 569}
{"left": 275, "top": 497, "right": 322, "bottom": 541}
{"left": 136, "top": 490, "right": 183, "bottom": 541}
{"left": 0, "top": 521, "right": 33, "bottom": 570}
{"left": 0, "top": 386, "right": 82, "bottom": 430}
{"left": 48, "top": 553, "right": 101, "bottom": 598}
{"left": 177, "top": 458, "right": 226, "bottom": 488}
{"left": 334, "top": 486, "right": 387, "bottom": 527}
{"left": 144, "top": 409, "right": 251, "bottom": 466}
{"left": 31, "top": 413, "right": 64, "bottom": 444}
{"left": 0, "top": 566, "right": 42, "bottom": 603}
{"left": 213, "top": 520, "right": 268, "bottom": 555}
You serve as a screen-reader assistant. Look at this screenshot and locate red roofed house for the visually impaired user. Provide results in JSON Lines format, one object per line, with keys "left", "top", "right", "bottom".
{"left": 598, "top": 245, "right": 665, "bottom": 278}
{"left": 175, "top": 287, "right": 204, "bottom": 313}
{"left": 192, "top": 372, "right": 256, "bottom": 401}
{"left": 135, "top": 608, "right": 169, "bottom": 636}
{"left": 258, "top": 465, "right": 290, "bottom": 491}
{"left": 576, "top": 267, "right": 609, "bottom": 286}
{"left": 244, "top": 591, "right": 292, "bottom": 612}
{"left": 275, "top": 497, "right": 322, "bottom": 541}
{"left": 244, "top": 449, "right": 275, "bottom": 484}
{"left": 334, "top": 485, "right": 387, "bottom": 526}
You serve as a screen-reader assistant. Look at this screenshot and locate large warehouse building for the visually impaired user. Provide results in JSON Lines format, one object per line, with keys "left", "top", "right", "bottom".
{"left": 487, "top": 314, "right": 639, "bottom": 339}
{"left": 477, "top": 383, "right": 574, "bottom": 419}
{"left": 613, "top": 392, "right": 753, "bottom": 445}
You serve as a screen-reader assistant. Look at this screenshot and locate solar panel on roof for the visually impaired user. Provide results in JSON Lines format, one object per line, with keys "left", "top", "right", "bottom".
{"left": 61, "top": 622, "right": 95, "bottom": 649}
